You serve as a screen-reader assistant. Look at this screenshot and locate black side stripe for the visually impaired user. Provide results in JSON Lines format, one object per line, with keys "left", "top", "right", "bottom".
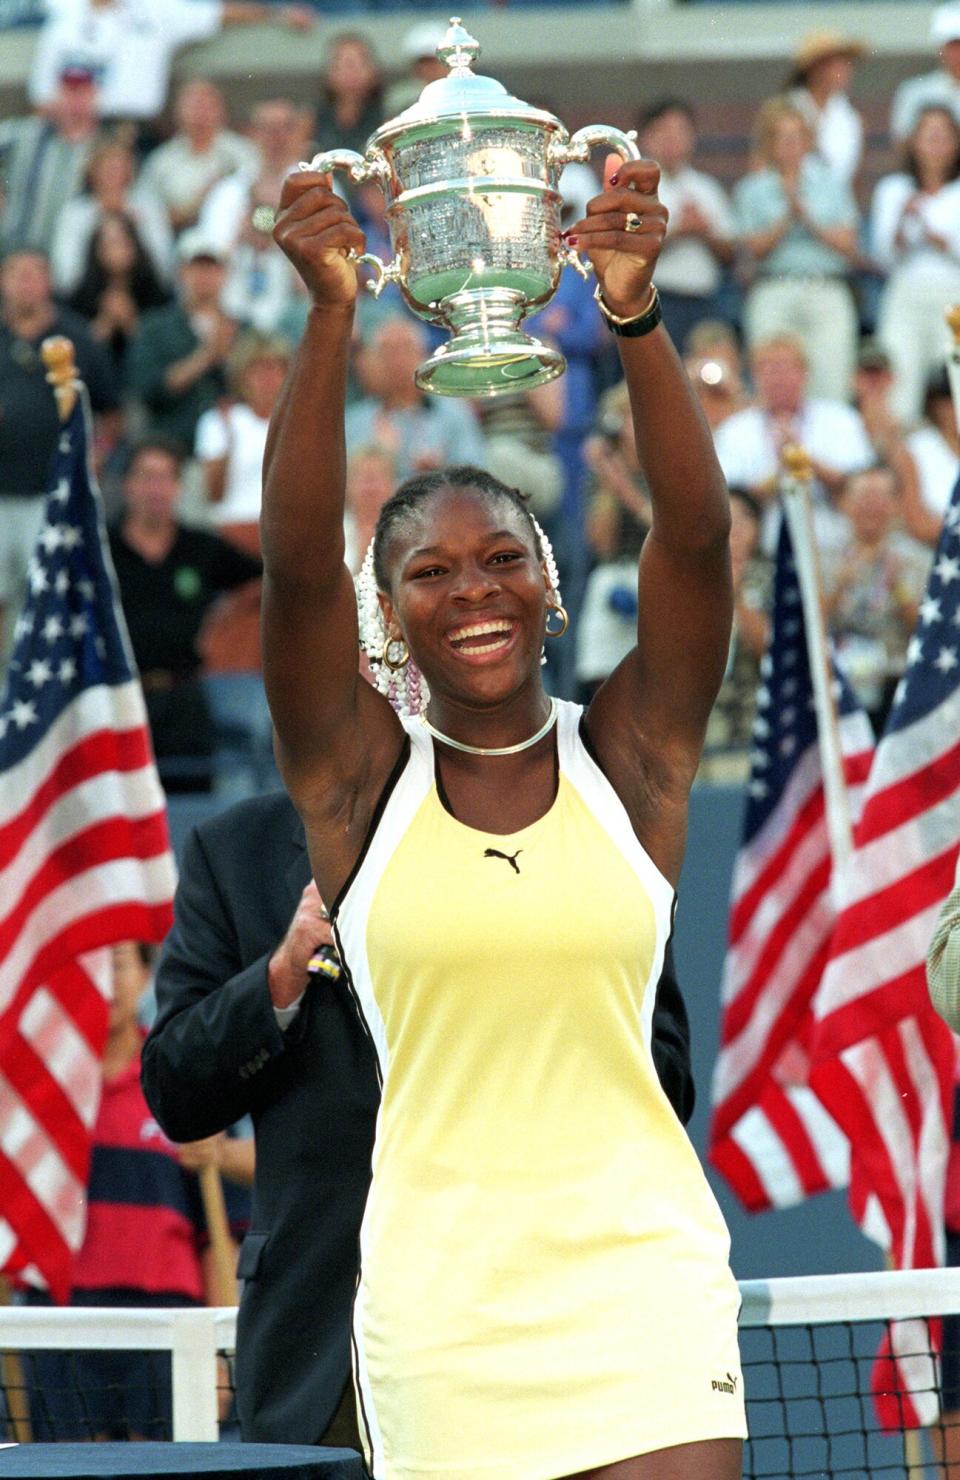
{"left": 330, "top": 735, "right": 411, "bottom": 918}
{"left": 333, "top": 919, "right": 383, "bottom": 1092}
{"left": 351, "top": 1266, "right": 377, "bottom": 1476}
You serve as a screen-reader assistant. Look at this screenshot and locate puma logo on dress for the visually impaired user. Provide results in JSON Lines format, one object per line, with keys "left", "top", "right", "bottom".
{"left": 484, "top": 848, "right": 522, "bottom": 875}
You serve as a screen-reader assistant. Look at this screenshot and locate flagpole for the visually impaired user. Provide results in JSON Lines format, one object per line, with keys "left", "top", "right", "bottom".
{"left": 40, "top": 336, "right": 78, "bottom": 420}
{"left": 779, "top": 445, "right": 854, "bottom": 891}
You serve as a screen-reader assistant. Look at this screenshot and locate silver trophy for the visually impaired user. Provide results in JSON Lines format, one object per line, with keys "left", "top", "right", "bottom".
{"left": 304, "top": 18, "right": 639, "bottom": 398}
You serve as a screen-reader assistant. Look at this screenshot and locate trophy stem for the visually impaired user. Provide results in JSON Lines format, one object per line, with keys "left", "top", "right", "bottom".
{"left": 415, "top": 288, "right": 565, "bottom": 398}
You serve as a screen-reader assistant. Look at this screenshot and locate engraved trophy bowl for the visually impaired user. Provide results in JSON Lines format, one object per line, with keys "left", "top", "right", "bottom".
{"left": 303, "top": 17, "right": 640, "bottom": 398}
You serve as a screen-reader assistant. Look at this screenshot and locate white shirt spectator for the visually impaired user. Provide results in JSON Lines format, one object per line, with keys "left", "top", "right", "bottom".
{"left": 788, "top": 87, "right": 863, "bottom": 184}
{"left": 29, "top": 0, "right": 223, "bottom": 122}
{"left": 906, "top": 422, "right": 960, "bottom": 519}
{"left": 655, "top": 166, "right": 734, "bottom": 297}
{"left": 891, "top": 71, "right": 960, "bottom": 141}
{"left": 714, "top": 398, "right": 874, "bottom": 553}
{"left": 140, "top": 129, "right": 259, "bottom": 229}
{"left": 49, "top": 185, "right": 174, "bottom": 292}
{"left": 195, "top": 402, "right": 267, "bottom": 525}
{"left": 870, "top": 173, "right": 960, "bottom": 285}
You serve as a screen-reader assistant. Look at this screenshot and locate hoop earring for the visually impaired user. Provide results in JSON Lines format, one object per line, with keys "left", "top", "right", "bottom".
{"left": 545, "top": 603, "right": 569, "bottom": 639}
{"left": 381, "top": 634, "right": 410, "bottom": 671}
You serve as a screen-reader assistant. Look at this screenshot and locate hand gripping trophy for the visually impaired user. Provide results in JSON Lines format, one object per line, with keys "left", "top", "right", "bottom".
{"left": 303, "top": 17, "right": 639, "bottom": 397}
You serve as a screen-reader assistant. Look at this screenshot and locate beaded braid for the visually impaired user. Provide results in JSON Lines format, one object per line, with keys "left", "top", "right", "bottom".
{"left": 355, "top": 516, "right": 563, "bottom": 719}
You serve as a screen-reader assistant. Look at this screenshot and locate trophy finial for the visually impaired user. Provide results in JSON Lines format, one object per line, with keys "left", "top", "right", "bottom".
{"left": 437, "top": 18, "right": 480, "bottom": 74}
{"left": 947, "top": 304, "right": 960, "bottom": 346}
{"left": 781, "top": 442, "right": 813, "bottom": 483}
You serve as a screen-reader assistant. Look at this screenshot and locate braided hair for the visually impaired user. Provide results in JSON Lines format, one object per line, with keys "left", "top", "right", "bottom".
{"left": 355, "top": 465, "right": 562, "bottom": 718}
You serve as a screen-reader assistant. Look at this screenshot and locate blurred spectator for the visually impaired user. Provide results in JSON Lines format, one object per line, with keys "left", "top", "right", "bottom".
{"left": 140, "top": 80, "right": 258, "bottom": 236}
{"left": 685, "top": 349, "right": 745, "bottom": 433}
{"left": 901, "top": 367, "right": 960, "bottom": 546}
{"left": 685, "top": 319, "right": 748, "bottom": 393}
{"left": 852, "top": 338, "right": 905, "bottom": 460}
{"left": 67, "top": 212, "right": 171, "bottom": 375}
{"left": 345, "top": 317, "right": 486, "bottom": 481}
{"left": 891, "top": 2, "right": 960, "bottom": 142}
{"left": 126, "top": 229, "right": 236, "bottom": 453}
{"left": 822, "top": 465, "right": 928, "bottom": 732}
{"left": 314, "top": 33, "right": 384, "bottom": 162}
{"left": 575, "top": 379, "right": 651, "bottom": 698}
{"left": 23, "top": 940, "right": 239, "bottom": 1442}
{"left": 701, "top": 486, "right": 771, "bottom": 779}
{"left": 0, "top": 66, "right": 101, "bottom": 258}
{"left": 0, "top": 247, "right": 119, "bottom": 665}
{"left": 193, "top": 332, "right": 289, "bottom": 674}
{"left": 786, "top": 31, "right": 866, "bottom": 185}
{"left": 344, "top": 445, "right": 396, "bottom": 573}
{"left": 28, "top": 0, "right": 314, "bottom": 137}
{"left": 476, "top": 376, "right": 564, "bottom": 524}
{"left": 713, "top": 333, "right": 873, "bottom": 555}
{"left": 51, "top": 139, "right": 173, "bottom": 295}
{"left": 870, "top": 105, "right": 960, "bottom": 425}
{"left": 734, "top": 95, "right": 860, "bottom": 402}
{"left": 109, "top": 439, "right": 260, "bottom": 791}
{"left": 384, "top": 21, "right": 446, "bottom": 116}
{"left": 639, "top": 98, "right": 735, "bottom": 348}
{"left": 199, "top": 98, "right": 311, "bottom": 251}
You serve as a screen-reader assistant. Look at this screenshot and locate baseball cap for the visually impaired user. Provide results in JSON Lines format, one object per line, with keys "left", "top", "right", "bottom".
{"left": 931, "top": 3, "right": 960, "bottom": 46}
{"left": 176, "top": 229, "right": 227, "bottom": 265}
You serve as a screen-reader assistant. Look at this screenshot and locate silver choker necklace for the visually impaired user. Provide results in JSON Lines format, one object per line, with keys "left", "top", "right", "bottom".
{"left": 421, "top": 699, "right": 558, "bottom": 757}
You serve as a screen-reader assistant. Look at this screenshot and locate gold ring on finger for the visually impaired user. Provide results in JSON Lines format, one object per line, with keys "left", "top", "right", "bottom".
{"left": 624, "top": 211, "right": 642, "bottom": 233}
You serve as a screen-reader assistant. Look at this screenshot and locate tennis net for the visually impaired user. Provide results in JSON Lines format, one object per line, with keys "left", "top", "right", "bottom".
{"left": 2, "top": 1270, "right": 960, "bottom": 1471}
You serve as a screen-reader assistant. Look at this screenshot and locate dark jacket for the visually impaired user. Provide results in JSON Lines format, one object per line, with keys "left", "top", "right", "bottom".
{"left": 141, "top": 789, "right": 694, "bottom": 1444}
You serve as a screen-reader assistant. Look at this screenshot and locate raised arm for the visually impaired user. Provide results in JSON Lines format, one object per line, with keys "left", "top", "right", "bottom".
{"left": 576, "top": 158, "right": 732, "bottom": 881}
{"left": 263, "top": 172, "right": 403, "bottom": 853}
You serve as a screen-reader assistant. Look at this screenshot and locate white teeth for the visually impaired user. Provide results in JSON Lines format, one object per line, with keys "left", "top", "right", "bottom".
{"left": 449, "top": 620, "right": 512, "bottom": 642}
{"left": 459, "top": 637, "right": 510, "bottom": 655}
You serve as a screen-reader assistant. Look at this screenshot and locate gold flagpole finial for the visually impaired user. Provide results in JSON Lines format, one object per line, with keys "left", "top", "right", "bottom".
{"left": 780, "top": 442, "right": 813, "bottom": 484}
{"left": 41, "top": 336, "right": 78, "bottom": 422}
{"left": 946, "top": 305, "right": 960, "bottom": 347}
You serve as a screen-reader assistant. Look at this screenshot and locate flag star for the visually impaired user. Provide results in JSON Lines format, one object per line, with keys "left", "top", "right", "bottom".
{"left": 42, "top": 615, "right": 63, "bottom": 643}
{"left": 756, "top": 685, "right": 771, "bottom": 709}
{"left": 749, "top": 778, "right": 769, "bottom": 800}
{"left": 58, "top": 657, "right": 77, "bottom": 684}
{"left": 13, "top": 611, "right": 34, "bottom": 642}
{"left": 54, "top": 570, "right": 69, "bottom": 595}
{"left": 935, "top": 646, "right": 959, "bottom": 674}
{"left": 10, "top": 699, "right": 38, "bottom": 730}
{"left": 893, "top": 678, "right": 909, "bottom": 707}
{"left": 58, "top": 435, "right": 71, "bottom": 455}
{"left": 783, "top": 649, "right": 798, "bottom": 667}
{"left": 27, "top": 560, "right": 49, "bottom": 595}
{"left": 906, "top": 636, "right": 924, "bottom": 666}
{"left": 946, "top": 503, "right": 960, "bottom": 530}
{"left": 781, "top": 678, "right": 798, "bottom": 698}
{"left": 783, "top": 620, "right": 801, "bottom": 639}
{"left": 781, "top": 706, "right": 797, "bottom": 728}
{"left": 760, "top": 654, "right": 773, "bottom": 679}
{"left": 753, "top": 716, "right": 770, "bottom": 740}
{"left": 69, "top": 612, "right": 89, "bottom": 638}
{"left": 784, "top": 587, "right": 801, "bottom": 605}
{"left": 750, "top": 748, "right": 768, "bottom": 768}
{"left": 60, "top": 525, "right": 83, "bottom": 551}
{"left": 935, "top": 554, "right": 960, "bottom": 586}
{"left": 38, "top": 523, "right": 63, "bottom": 554}
{"left": 76, "top": 578, "right": 94, "bottom": 600}
{"left": 780, "top": 735, "right": 797, "bottom": 757}
{"left": 51, "top": 475, "right": 70, "bottom": 502}
{"left": 919, "top": 595, "right": 942, "bottom": 626}
{"left": 26, "top": 658, "right": 53, "bottom": 689}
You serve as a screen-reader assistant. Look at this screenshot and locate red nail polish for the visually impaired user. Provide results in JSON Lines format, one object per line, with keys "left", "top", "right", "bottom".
{"left": 610, "top": 171, "right": 620, "bottom": 185}
{"left": 565, "top": 234, "right": 578, "bottom": 246}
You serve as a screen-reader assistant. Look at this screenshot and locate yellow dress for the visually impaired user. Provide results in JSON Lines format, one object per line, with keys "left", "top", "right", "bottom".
{"left": 333, "top": 700, "right": 745, "bottom": 1480}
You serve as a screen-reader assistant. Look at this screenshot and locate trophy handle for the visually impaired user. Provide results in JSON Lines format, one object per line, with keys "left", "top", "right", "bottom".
{"left": 301, "top": 147, "right": 391, "bottom": 188}
{"left": 547, "top": 125, "right": 640, "bottom": 171}
{"left": 349, "top": 250, "right": 403, "bottom": 299}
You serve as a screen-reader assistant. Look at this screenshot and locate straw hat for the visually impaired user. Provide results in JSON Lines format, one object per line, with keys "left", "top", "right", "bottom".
{"left": 791, "top": 30, "right": 866, "bottom": 79}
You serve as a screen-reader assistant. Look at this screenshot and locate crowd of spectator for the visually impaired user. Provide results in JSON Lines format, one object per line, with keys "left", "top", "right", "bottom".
{"left": 4, "top": 0, "right": 960, "bottom": 797}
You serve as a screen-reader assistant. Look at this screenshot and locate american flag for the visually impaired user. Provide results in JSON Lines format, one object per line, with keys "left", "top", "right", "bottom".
{"left": 709, "top": 515, "right": 875, "bottom": 1211}
{"left": 808, "top": 478, "right": 960, "bottom": 1428}
{"left": 0, "top": 379, "right": 175, "bottom": 1303}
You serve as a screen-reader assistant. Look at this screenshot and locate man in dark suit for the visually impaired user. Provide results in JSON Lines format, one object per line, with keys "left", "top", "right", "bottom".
{"left": 141, "top": 789, "right": 695, "bottom": 1449}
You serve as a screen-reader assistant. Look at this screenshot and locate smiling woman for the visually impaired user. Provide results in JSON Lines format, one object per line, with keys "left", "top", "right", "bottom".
{"left": 260, "top": 158, "right": 744, "bottom": 1480}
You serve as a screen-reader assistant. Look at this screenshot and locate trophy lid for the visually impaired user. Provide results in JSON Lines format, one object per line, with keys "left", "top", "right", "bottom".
{"left": 377, "top": 17, "right": 559, "bottom": 137}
